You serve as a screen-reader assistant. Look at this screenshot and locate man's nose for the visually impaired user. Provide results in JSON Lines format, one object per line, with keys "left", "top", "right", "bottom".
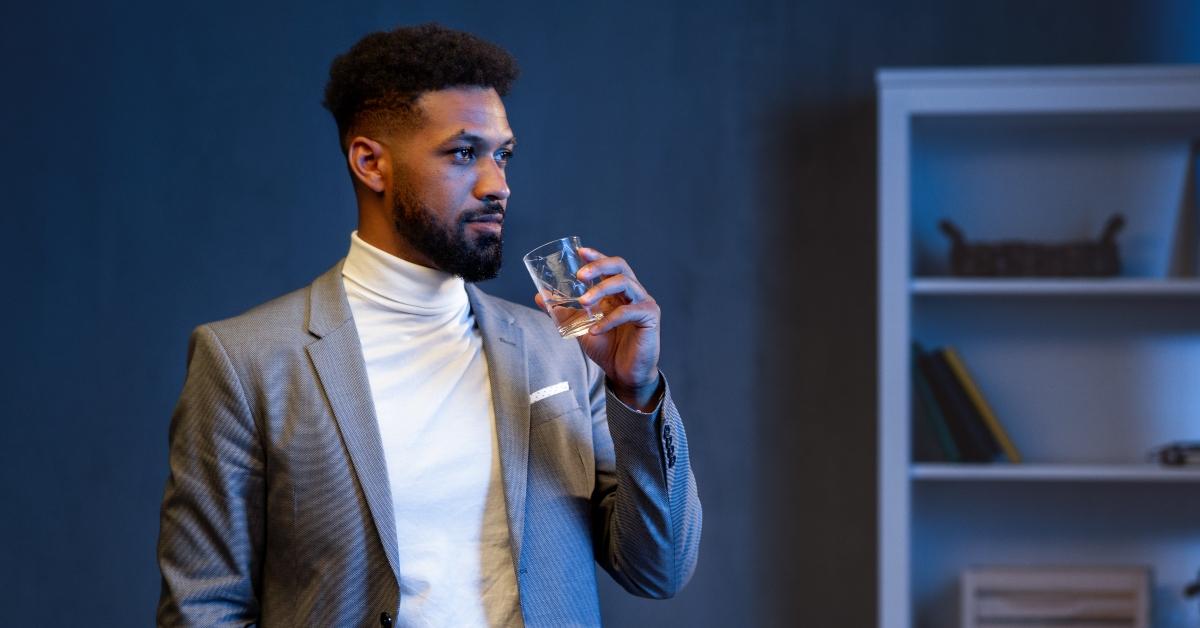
{"left": 474, "top": 159, "right": 510, "bottom": 201}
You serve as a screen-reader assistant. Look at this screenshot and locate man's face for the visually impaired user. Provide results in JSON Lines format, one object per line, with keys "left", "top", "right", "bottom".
{"left": 387, "top": 87, "right": 515, "bottom": 282}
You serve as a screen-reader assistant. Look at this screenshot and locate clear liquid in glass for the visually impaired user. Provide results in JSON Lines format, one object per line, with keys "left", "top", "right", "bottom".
{"left": 544, "top": 294, "right": 604, "bottom": 338}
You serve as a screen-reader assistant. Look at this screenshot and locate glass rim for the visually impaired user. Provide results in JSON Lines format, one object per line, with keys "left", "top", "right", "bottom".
{"left": 522, "top": 235, "right": 583, "bottom": 262}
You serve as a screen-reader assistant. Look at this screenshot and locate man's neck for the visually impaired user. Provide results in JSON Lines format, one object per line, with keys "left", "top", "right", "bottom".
{"left": 356, "top": 212, "right": 437, "bottom": 270}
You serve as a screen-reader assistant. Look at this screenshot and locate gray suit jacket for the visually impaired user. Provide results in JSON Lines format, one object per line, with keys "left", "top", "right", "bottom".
{"left": 156, "top": 261, "right": 701, "bottom": 627}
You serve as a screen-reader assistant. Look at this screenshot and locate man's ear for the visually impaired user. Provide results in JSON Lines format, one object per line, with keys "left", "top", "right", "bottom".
{"left": 347, "top": 135, "right": 388, "bottom": 193}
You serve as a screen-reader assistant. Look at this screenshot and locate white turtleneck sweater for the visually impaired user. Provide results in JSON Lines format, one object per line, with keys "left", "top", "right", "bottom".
{"left": 342, "top": 232, "right": 522, "bottom": 628}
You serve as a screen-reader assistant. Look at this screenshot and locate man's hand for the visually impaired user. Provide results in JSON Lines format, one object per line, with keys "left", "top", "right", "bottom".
{"left": 534, "top": 246, "right": 661, "bottom": 411}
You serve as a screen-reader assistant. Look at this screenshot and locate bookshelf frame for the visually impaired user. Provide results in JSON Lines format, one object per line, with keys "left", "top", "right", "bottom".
{"left": 877, "top": 66, "right": 1200, "bottom": 628}
{"left": 912, "top": 463, "right": 1200, "bottom": 483}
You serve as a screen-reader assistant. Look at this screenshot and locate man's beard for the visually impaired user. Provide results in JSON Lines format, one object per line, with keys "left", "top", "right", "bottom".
{"left": 391, "top": 190, "right": 504, "bottom": 283}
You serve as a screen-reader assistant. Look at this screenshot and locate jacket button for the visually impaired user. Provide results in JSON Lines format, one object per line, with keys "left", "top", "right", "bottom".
{"left": 380, "top": 611, "right": 393, "bottom": 627}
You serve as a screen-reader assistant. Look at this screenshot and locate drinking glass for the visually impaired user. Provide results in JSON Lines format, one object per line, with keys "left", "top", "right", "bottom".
{"left": 523, "top": 236, "right": 605, "bottom": 338}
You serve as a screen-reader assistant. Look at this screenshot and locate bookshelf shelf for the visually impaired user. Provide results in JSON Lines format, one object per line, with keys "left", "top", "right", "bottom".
{"left": 911, "top": 278, "right": 1200, "bottom": 297}
{"left": 878, "top": 65, "right": 1200, "bottom": 628}
{"left": 911, "top": 463, "right": 1200, "bottom": 483}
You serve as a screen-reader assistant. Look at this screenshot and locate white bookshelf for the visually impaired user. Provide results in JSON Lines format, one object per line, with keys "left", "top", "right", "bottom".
{"left": 912, "top": 278, "right": 1200, "bottom": 297}
{"left": 878, "top": 66, "right": 1200, "bottom": 628}
{"left": 912, "top": 463, "right": 1200, "bottom": 483}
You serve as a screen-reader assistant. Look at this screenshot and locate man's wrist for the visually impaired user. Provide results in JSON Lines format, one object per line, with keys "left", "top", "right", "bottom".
{"left": 608, "top": 373, "right": 664, "bottom": 413}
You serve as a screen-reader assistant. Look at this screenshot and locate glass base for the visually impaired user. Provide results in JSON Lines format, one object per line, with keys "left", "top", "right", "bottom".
{"left": 558, "top": 312, "right": 603, "bottom": 338}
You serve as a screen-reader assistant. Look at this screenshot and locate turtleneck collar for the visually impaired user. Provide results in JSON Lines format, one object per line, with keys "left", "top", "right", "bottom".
{"left": 342, "top": 231, "right": 468, "bottom": 315}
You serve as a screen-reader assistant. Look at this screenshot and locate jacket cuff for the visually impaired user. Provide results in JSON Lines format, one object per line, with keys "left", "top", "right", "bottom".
{"left": 605, "top": 373, "right": 677, "bottom": 471}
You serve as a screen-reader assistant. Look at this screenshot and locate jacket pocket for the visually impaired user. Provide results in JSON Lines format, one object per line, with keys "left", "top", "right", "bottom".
{"left": 529, "top": 389, "right": 582, "bottom": 427}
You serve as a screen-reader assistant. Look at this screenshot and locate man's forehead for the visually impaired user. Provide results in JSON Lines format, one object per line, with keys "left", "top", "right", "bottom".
{"left": 413, "top": 87, "right": 512, "bottom": 141}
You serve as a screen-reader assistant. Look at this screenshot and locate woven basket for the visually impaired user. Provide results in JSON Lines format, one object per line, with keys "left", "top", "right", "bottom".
{"left": 939, "top": 214, "right": 1125, "bottom": 277}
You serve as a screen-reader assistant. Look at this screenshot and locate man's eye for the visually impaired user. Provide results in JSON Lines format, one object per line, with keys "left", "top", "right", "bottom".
{"left": 451, "top": 147, "right": 475, "bottom": 163}
{"left": 495, "top": 149, "right": 514, "bottom": 166}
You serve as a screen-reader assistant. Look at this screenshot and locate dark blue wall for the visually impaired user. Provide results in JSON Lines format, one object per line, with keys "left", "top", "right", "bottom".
{"left": 1, "top": 1, "right": 1195, "bottom": 625}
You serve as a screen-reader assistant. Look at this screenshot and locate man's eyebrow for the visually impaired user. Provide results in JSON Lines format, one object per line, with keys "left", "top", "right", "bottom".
{"left": 443, "top": 130, "right": 516, "bottom": 147}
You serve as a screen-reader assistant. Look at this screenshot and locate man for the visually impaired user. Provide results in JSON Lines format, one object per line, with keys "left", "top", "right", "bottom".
{"left": 157, "top": 23, "right": 701, "bottom": 627}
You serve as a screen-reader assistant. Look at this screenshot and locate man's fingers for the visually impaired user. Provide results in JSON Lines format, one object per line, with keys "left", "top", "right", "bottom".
{"left": 580, "top": 274, "right": 647, "bottom": 306}
{"left": 578, "top": 246, "right": 606, "bottom": 262}
{"left": 588, "top": 302, "right": 660, "bottom": 335}
{"left": 577, "top": 254, "right": 638, "bottom": 284}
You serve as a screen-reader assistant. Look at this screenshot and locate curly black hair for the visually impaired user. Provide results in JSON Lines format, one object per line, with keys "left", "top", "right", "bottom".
{"left": 322, "top": 23, "right": 520, "bottom": 152}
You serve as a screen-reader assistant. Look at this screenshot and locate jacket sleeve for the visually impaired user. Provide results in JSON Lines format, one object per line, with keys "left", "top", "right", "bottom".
{"left": 586, "top": 357, "right": 702, "bottom": 599}
{"left": 157, "top": 325, "right": 265, "bottom": 626}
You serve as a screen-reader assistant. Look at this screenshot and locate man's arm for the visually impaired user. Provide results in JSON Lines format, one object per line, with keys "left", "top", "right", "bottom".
{"left": 157, "top": 325, "right": 265, "bottom": 626}
{"left": 543, "top": 245, "right": 701, "bottom": 598}
{"left": 586, "top": 360, "right": 702, "bottom": 599}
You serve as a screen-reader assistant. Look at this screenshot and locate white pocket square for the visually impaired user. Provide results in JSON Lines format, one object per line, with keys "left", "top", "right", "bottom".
{"left": 530, "top": 382, "right": 570, "bottom": 404}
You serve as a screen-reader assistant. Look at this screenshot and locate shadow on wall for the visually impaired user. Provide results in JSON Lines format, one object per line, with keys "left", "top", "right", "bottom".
{"left": 754, "top": 97, "right": 879, "bottom": 627}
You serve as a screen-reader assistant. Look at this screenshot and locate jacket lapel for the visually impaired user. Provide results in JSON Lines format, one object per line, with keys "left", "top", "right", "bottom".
{"left": 467, "top": 285, "right": 531, "bottom": 565}
{"left": 304, "top": 261, "right": 401, "bottom": 583}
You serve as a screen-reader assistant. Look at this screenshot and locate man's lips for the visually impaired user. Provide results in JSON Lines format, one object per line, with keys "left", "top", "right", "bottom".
{"left": 466, "top": 213, "right": 504, "bottom": 233}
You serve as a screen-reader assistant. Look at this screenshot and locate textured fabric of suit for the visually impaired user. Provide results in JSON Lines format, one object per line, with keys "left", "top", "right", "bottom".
{"left": 157, "top": 261, "right": 702, "bottom": 627}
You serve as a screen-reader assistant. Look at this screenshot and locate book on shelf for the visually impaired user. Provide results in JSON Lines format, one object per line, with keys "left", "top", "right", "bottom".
{"left": 912, "top": 346, "right": 961, "bottom": 462}
{"left": 911, "top": 379, "right": 946, "bottom": 462}
{"left": 912, "top": 342, "right": 1012, "bottom": 463}
{"left": 913, "top": 342, "right": 993, "bottom": 462}
{"left": 941, "top": 346, "right": 1023, "bottom": 463}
